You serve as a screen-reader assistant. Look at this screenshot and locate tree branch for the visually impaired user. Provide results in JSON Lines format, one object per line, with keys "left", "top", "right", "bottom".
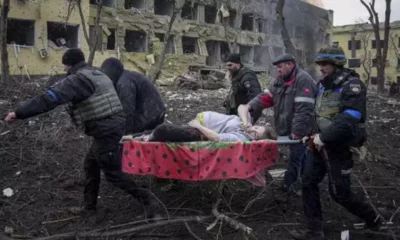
{"left": 276, "top": 0, "right": 298, "bottom": 63}
{"left": 151, "top": 2, "right": 182, "bottom": 84}
{"left": 0, "top": 0, "right": 10, "bottom": 85}
{"left": 87, "top": 0, "right": 103, "bottom": 66}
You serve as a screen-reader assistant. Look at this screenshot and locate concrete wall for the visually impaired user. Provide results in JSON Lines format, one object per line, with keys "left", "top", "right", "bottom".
{"left": 1, "top": 0, "right": 333, "bottom": 83}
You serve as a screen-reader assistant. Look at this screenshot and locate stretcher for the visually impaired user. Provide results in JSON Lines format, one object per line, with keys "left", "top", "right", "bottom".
{"left": 121, "top": 136, "right": 301, "bottom": 186}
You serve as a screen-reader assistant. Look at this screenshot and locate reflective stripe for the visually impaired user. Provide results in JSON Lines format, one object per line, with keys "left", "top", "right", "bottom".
{"left": 263, "top": 88, "right": 273, "bottom": 97}
{"left": 47, "top": 90, "right": 58, "bottom": 103}
{"left": 294, "top": 97, "right": 315, "bottom": 104}
{"left": 344, "top": 109, "right": 362, "bottom": 120}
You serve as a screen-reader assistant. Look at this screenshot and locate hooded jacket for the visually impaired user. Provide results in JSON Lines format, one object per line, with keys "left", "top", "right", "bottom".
{"left": 101, "top": 58, "right": 166, "bottom": 134}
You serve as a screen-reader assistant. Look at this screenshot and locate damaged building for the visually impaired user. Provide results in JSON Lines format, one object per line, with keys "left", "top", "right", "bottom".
{"left": 2, "top": 0, "right": 333, "bottom": 85}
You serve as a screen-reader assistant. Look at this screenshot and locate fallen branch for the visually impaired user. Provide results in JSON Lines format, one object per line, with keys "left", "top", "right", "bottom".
{"left": 207, "top": 181, "right": 253, "bottom": 235}
{"left": 33, "top": 216, "right": 210, "bottom": 240}
{"left": 41, "top": 217, "right": 79, "bottom": 225}
{"left": 185, "top": 221, "right": 203, "bottom": 240}
{"left": 353, "top": 174, "right": 396, "bottom": 240}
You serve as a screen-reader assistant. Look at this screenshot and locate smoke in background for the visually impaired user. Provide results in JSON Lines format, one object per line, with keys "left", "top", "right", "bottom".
{"left": 304, "top": 0, "right": 325, "bottom": 8}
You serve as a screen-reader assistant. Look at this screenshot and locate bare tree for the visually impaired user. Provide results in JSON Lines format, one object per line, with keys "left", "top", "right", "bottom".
{"left": 360, "top": 0, "right": 392, "bottom": 92}
{"left": 276, "top": 0, "right": 298, "bottom": 62}
{"left": 353, "top": 22, "right": 373, "bottom": 86}
{"left": 0, "top": 0, "right": 10, "bottom": 84}
{"left": 151, "top": 0, "right": 184, "bottom": 84}
{"left": 75, "top": 0, "right": 103, "bottom": 66}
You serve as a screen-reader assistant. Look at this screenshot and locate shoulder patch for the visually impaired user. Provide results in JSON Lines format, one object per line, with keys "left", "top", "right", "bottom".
{"left": 350, "top": 83, "right": 361, "bottom": 94}
{"left": 244, "top": 81, "right": 251, "bottom": 89}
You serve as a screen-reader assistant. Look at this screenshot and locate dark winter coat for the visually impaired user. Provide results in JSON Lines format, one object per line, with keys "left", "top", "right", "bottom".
{"left": 249, "top": 67, "right": 317, "bottom": 137}
{"left": 100, "top": 59, "right": 166, "bottom": 134}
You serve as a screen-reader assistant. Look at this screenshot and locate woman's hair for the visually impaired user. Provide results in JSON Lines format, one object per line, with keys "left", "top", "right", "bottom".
{"left": 260, "top": 124, "right": 277, "bottom": 140}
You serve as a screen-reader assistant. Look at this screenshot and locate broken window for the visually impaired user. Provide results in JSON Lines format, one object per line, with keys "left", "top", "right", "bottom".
{"left": 181, "top": 2, "right": 197, "bottom": 20}
{"left": 230, "top": 11, "right": 237, "bottom": 27}
{"left": 90, "top": 0, "right": 115, "bottom": 8}
{"left": 239, "top": 45, "right": 253, "bottom": 64}
{"left": 204, "top": 5, "right": 217, "bottom": 24}
{"left": 256, "top": 18, "right": 267, "bottom": 33}
{"left": 241, "top": 13, "right": 254, "bottom": 31}
{"left": 106, "top": 28, "right": 116, "bottom": 50}
{"left": 47, "top": 22, "right": 79, "bottom": 48}
{"left": 220, "top": 42, "right": 230, "bottom": 60}
{"left": 295, "top": 26, "right": 303, "bottom": 39}
{"left": 273, "top": 47, "right": 283, "bottom": 58}
{"left": 272, "top": 20, "right": 281, "bottom": 35}
{"left": 206, "top": 41, "right": 219, "bottom": 66}
{"left": 125, "top": 30, "right": 147, "bottom": 52}
{"left": 125, "top": 0, "right": 146, "bottom": 9}
{"left": 348, "top": 58, "right": 361, "bottom": 68}
{"left": 154, "top": 0, "right": 174, "bottom": 16}
{"left": 7, "top": 19, "right": 35, "bottom": 46}
{"left": 371, "top": 40, "right": 385, "bottom": 49}
{"left": 155, "top": 33, "right": 176, "bottom": 54}
{"left": 347, "top": 40, "right": 361, "bottom": 50}
{"left": 89, "top": 26, "right": 102, "bottom": 51}
{"left": 254, "top": 46, "right": 269, "bottom": 67}
{"left": 182, "top": 36, "right": 199, "bottom": 54}
{"left": 206, "top": 41, "right": 230, "bottom": 66}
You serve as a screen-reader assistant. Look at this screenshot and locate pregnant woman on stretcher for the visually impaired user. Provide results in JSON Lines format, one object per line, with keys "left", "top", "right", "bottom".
{"left": 133, "top": 111, "right": 276, "bottom": 142}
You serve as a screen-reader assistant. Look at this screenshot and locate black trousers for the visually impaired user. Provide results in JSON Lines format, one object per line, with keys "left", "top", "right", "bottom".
{"left": 283, "top": 143, "right": 306, "bottom": 191}
{"left": 301, "top": 146, "right": 378, "bottom": 231}
{"left": 84, "top": 125, "right": 151, "bottom": 209}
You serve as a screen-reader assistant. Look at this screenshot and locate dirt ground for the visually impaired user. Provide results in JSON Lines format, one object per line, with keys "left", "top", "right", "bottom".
{"left": 1, "top": 82, "right": 400, "bottom": 240}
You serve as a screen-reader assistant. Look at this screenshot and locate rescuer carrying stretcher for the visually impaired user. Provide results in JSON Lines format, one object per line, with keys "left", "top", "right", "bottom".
{"left": 290, "top": 46, "right": 387, "bottom": 240}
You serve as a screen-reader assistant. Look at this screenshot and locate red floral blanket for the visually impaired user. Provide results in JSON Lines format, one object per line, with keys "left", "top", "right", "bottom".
{"left": 122, "top": 140, "right": 278, "bottom": 185}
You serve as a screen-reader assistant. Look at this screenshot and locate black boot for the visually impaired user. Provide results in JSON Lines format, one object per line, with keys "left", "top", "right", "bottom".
{"left": 290, "top": 229, "right": 325, "bottom": 240}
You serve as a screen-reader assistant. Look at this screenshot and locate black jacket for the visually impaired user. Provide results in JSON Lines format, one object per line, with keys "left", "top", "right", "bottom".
{"left": 101, "top": 59, "right": 166, "bottom": 134}
{"left": 318, "top": 68, "right": 367, "bottom": 146}
{"left": 15, "top": 61, "right": 125, "bottom": 138}
{"left": 227, "top": 67, "right": 262, "bottom": 122}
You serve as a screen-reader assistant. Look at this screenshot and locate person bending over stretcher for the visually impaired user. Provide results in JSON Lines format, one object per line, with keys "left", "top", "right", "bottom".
{"left": 139, "top": 111, "right": 275, "bottom": 142}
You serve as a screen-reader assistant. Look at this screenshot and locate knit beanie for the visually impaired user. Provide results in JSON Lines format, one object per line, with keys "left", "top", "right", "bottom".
{"left": 62, "top": 48, "right": 85, "bottom": 66}
{"left": 225, "top": 53, "right": 241, "bottom": 64}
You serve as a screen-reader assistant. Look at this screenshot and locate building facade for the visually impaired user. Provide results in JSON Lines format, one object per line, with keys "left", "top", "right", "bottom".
{"left": 2, "top": 0, "right": 332, "bottom": 84}
{"left": 333, "top": 21, "right": 400, "bottom": 86}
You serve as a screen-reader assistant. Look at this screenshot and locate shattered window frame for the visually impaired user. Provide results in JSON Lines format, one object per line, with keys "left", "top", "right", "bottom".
{"left": 241, "top": 13, "right": 254, "bottom": 31}
{"left": 47, "top": 22, "right": 80, "bottom": 49}
{"left": 154, "top": 0, "right": 174, "bottom": 16}
{"left": 155, "top": 33, "right": 176, "bottom": 54}
{"left": 124, "top": 0, "right": 146, "bottom": 10}
{"left": 204, "top": 5, "right": 217, "bottom": 24}
{"left": 90, "top": 0, "right": 115, "bottom": 8}
{"left": 7, "top": 18, "right": 35, "bottom": 47}
{"left": 125, "top": 29, "right": 148, "bottom": 53}
{"left": 181, "top": 2, "right": 198, "bottom": 21}
{"left": 182, "top": 36, "right": 199, "bottom": 54}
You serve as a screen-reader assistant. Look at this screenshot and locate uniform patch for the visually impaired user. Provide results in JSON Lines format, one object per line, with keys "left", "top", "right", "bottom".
{"left": 244, "top": 81, "right": 251, "bottom": 89}
{"left": 350, "top": 84, "right": 361, "bottom": 94}
{"left": 304, "top": 88, "right": 310, "bottom": 95}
